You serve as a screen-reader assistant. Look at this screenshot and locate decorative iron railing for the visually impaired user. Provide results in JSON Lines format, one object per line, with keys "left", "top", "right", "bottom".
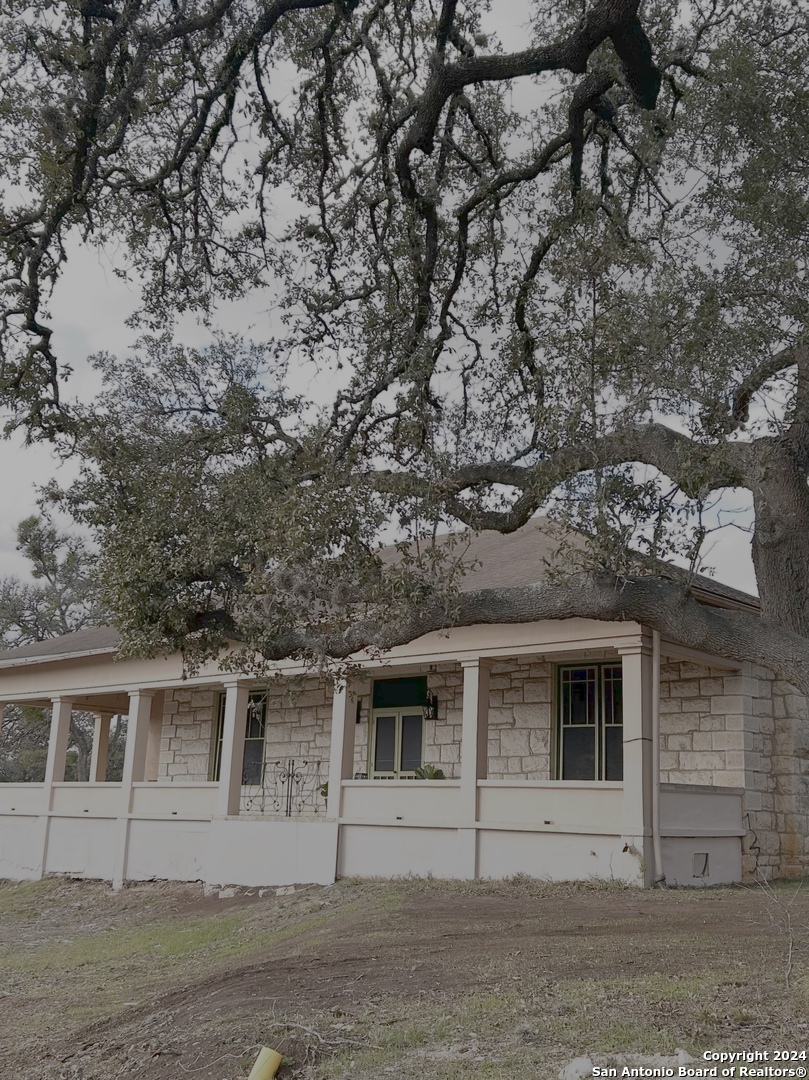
{"left": 240, "top": 758, "right": 327, "bottom": 816}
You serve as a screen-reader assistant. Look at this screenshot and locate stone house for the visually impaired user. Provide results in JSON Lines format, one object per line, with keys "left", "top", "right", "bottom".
{"left": 0, "top": 524, "right": 802, "bottom": 889}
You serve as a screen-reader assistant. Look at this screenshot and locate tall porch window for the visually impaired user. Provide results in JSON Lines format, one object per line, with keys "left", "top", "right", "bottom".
{"left": 557, "top": 664, "right": 623, "bottom": 781}
{"left": 210, "top": 692, "right": 268, "bottom": 785}
{"left": 370, "top": 677, "right": 426, "bottom": 779}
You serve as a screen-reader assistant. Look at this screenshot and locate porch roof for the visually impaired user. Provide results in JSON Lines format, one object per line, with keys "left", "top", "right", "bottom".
{"left": 0, "top": 625, "right": 120, "bottom": 668}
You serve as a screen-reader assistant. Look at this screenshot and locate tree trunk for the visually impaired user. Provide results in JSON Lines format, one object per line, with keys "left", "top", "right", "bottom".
{"left": 70, "top": 718, "right": 93, "bottom": 783}
{"left": 748, "top": 442, "right": 809, "bottom": 635}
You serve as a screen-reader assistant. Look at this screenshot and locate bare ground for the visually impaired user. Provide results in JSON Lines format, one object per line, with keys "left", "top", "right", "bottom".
{"left": 1, "top": 875, "right": 809, "bottom": 1080}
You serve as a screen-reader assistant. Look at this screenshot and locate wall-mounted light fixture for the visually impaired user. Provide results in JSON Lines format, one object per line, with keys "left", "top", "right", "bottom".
{"left": 422, "top": 691, "right": 438, "bottom": 721}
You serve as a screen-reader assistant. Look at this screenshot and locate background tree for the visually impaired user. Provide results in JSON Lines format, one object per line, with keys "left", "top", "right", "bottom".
{"left": 2, "top": 2, "right": 809, "bottom": 689}
{"left": 0, "top": 515, "right": 101, "bottom": 645}
{"left": 0, "top": 517, "right": 124, "bottom": 782}
{"left": 0, "top": 704, "right": 53, "bottom": 783}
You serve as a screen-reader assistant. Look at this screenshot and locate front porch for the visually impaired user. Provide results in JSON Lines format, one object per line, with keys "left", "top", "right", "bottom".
{"left": 0, "top": 620, "right": 748, "bottom": 888}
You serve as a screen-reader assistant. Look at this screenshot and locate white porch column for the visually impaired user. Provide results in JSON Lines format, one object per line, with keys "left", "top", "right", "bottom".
{"left": 44, "top": 698, "right": 73, "bottom": 792}
{"left": 112, "top": 691, "right": 155, "bottom": 888}
{"left": 326, "top": 680, "right": 359, "bottom": 821}
{"left": 121, "top": 692, "right": 155, "bottom": 795}
{"left": 459, "top": 660, "right": 490, "bottom": 877}
{"left": 144, "top": 691, "right": 166, "bottom": 783}
{"left": 40, "top": 697, "right": 74, "bottom": 877}
{"left": 216, "top": 680, "right": 251, "bottom": 817}
{"left": 89, "top": 713, "right": 112, "bottom": 783}
{"left": 460, "top": 660, "right": 490, "bottom": 817}
{"left": 618, "top": 643, "right": 654, "bottom": 887}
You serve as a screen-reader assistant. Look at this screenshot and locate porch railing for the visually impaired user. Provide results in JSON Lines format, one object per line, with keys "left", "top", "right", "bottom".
{"left": 240, "top": 758, "right": 327, "bottom": 816}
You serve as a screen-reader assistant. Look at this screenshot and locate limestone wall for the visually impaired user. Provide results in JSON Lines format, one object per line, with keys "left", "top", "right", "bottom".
{"left": 485, "top": 660, "right": 553, "bottom": 779}
{"left": 158, "top": 687, "right": 217, "bottom": 782}
{"left": 658, "top": 662, "right": 748, "bottom": 788}
{"left": 352, "top": 661, "right": 553, "bottom": 780}
{"left": 261, "top": 677, "right": 332, "bottom": 764}
{"left": 656, "top": 658, "right": 809, "bottom": 881}
{"left": 160, "top": 661, "right": 757, "bottom": 789}
{"left": 656, "top": 659, "right": 786, "bottom": 880}
{"left": 158, "top": 679, "right": 333, "bottom": 784}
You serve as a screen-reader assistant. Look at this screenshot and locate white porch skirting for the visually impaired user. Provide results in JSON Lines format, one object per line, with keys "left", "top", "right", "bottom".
{"left": 0, "top": 780, "right": 743, "bottom": 889}
{"left": 0, "top": 808, "right": 338, "bottom": 888}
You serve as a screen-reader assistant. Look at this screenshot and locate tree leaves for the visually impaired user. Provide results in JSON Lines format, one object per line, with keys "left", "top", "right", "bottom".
{"left": 3, "top": 3, "right": 809, "bottom": 683}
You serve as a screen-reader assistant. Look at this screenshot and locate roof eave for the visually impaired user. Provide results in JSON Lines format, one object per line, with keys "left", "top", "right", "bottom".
{"left": 0, "top": 646, "right": 119, "bottom": 670}
{"left": 691, "top": 586, "right": 760, "bottom": 614}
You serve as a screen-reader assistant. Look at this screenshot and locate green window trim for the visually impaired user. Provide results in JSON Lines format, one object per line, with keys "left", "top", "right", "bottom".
{"left": 367, "top": 676, "right": 429, "bottom": 779}
{"left": 372, "top": 675, "right": 428, "bottom": 710}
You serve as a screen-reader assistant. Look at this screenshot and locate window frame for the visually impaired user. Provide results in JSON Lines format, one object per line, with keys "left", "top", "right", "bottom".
{"left": 209, "top": 690, "right": 269, "bottom": 785}
{"left": 368, "top": 707, "right": 426, "bottom": 779}
{"left": 555, "top": 662, "right": 623, "bottom": 782}
{"left": 209, "top": 705, "right": 224, "bottom": 782}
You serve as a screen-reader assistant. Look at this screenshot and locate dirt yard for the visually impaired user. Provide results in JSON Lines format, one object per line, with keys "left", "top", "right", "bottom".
{"left": 1, "top": 875, "right": 808, "bottom": 1079}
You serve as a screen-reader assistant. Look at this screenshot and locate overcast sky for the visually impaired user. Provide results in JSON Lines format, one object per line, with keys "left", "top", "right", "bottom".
{"left": 0, "top": 6, "right": 761, "bottom": 598}
{"left": 0, "top": 245, "right": 134, "bottom": 581}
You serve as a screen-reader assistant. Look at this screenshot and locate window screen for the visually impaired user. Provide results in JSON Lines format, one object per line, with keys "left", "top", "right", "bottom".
{"left": 400, "top": 714, "right": 424, "bottom": 772}
{"left": 374, "top": 714, "right": 397, "bottom": 772}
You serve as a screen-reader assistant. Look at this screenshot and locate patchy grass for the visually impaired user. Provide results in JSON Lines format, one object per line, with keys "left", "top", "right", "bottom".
{"left": 0, "top": 875, "right": 68, "bottom": 916}
{"left": 0, "top": 881, "right": 336, "bottom": 1041}
{"left": 4, "top": 909, "right": 248, "bottom": 973}
{"left": 2, "top": 876, "right": 809, "bottom": 1079}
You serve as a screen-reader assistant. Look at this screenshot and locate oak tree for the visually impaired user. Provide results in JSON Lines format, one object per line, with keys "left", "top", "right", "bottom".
{"left": 2, "top": 2, "right": 809, "bottom": 687}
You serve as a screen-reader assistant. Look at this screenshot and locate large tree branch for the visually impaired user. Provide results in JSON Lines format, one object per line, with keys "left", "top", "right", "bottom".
{"left": 257, "top": 574, "right": 809, "bottom": 695}
{"left": 398, "top": 0, "right": 659, "bottom": 161}
{"left": 2, "top": 0, "right": 336, "bottom": 435}
{"left": 732, "top": 342, "right": 809, "bottom": 424}
{"left": 392, "top": 0, "right": 660, "bottom": 341}
{"left": 369, "top": 422, "right": 747, "bottom": 532}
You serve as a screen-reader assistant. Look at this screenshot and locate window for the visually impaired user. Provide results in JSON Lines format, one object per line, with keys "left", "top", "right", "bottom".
{"left": 210, "top": 691, "right": 268, "bottom": 785}
{"left": 557, "top": 664, "right": 623, "bottom": 781}
{"left": 242, "top": 694, "right": 267, "bottom": 785}
{"left": 369, "top": 677, "right": 426, "bottom": 779}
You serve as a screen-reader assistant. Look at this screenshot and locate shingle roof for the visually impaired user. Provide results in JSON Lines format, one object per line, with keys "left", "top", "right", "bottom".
{"left": 0, "top": 519, "right": 758, "bottom": 667}
{"left": 380, "top": 519, "right": 583, "bottom": 592}
{"left": 0, "top": 625, "right": 121, "bottom": 666}
{"left": 380, "top": 519, "right": 760, "bottom": 610}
